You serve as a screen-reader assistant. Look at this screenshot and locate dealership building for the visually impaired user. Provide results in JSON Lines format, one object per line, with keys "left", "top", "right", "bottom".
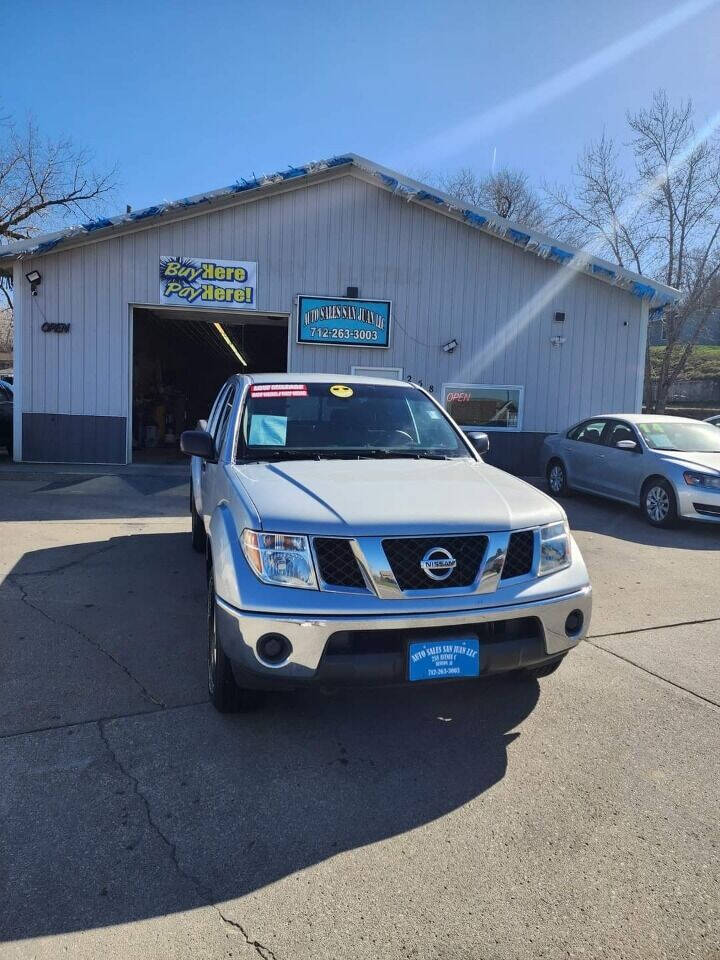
{"left": 0, "top": 154, "right": 678, "bottom": 472}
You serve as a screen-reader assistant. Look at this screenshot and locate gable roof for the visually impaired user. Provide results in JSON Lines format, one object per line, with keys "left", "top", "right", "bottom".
{"left": 0, "top": 153, "right": 679, "bottom": 307}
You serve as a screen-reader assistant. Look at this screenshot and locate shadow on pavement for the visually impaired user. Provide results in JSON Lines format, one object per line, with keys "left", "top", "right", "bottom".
{"left": 0, "top": 471, "right": 190, "bottom": 521}
{"left": 551, "top": 489, "right": 720, "bottom": 551}
{"left": 1, "top": 530, "right": 540, "bottom": 940}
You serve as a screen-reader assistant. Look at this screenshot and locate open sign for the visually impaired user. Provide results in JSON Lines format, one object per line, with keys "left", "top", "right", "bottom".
{"left": 41, "top": 322, "right": 71, "bottom": 333}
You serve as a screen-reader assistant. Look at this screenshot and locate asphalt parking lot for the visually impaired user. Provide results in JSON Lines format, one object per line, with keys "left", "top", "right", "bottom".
{"left": 1, "top": 467, "right": 719, "bottom": 960}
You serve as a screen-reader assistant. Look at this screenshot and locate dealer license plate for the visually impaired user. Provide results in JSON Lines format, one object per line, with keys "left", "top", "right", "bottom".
{"left": 408, "top": 636, "right": 480, "bottom": 682}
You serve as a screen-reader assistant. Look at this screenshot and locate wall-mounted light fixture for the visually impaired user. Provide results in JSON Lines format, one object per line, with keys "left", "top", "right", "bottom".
{"left": 553, "top": 311, "right": 565, "bottom": 322}
{"left": 25, "top": 270, "right": 42, "bottom": 295}
{"left": 442, "top": 338, "right": 458, "bottom": 353}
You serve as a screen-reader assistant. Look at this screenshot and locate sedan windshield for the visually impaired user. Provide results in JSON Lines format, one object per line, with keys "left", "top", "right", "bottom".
{"left": 237, "top": 382, "right": 472, "bottom": 460}
{"left": 638, "top": 421, "right": 720, "bottom": 453}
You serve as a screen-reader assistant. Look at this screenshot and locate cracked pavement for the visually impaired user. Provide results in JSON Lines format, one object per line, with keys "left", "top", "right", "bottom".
{"left": 1, "top": 470, "right": 719, "bottom": 959}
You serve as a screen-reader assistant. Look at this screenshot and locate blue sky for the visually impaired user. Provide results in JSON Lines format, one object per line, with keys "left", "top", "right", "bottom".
{"left": 4, "top": 0, "right": 720, "bottom": 217}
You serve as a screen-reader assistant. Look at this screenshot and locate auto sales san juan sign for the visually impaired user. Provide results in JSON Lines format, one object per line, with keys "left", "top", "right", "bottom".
{"left": 159, "top": 256, "right": 257, "bottom": 309}
{"left": 296, "top": 295, "right": 391, "bottom": 348}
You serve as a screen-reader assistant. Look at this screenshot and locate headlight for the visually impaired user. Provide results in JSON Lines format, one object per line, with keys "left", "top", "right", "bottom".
{"left": 241, "top": 530, "right": 318, "bottom": 589}
{"left": 538, "top": 521, "right": 571, "bottom": 576}
{"left": 683, "top": 470, "right": 720, "bottom": 490}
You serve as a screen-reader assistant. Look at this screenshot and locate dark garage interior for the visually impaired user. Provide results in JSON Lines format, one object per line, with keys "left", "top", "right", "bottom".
{"left": 132, "top": 308, "right": 287, "bottom": 462}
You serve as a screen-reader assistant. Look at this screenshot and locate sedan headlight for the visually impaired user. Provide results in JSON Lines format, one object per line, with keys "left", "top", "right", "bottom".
{"left": 683, "top": 470, "right": 720, "bottom": 490}
{"left": 538, "top": 521, "right": 571, "bottom": 576}
{"left": 241, "top": 530, "right": 318, "bottom": 589}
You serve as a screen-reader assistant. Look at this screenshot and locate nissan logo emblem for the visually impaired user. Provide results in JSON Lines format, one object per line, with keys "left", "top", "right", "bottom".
{"left": 420, "top": 547, "right": 457, "bottom": 581}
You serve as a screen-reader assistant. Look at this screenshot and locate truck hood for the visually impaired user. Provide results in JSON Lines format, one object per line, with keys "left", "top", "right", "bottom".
{"left": 232, "top": 458, "right": 563, "bottom": 536}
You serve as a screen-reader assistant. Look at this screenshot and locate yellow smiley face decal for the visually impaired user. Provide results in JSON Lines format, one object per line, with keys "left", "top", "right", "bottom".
{"left": 330, "top": 384, "right": 354, "bottom": 398}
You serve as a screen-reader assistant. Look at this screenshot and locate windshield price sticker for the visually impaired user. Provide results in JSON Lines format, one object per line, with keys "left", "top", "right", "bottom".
{"left": 250, "top": 384, "right": 308, "bottom": 399}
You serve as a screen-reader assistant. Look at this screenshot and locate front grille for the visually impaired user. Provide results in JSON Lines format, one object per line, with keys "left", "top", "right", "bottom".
{"left": 382, "top": 535, "right": 487, "bottom": 590}
{"left": 501, "top": 530, "right": 535, "bottom": 579}
{"left": 313, "top": 537, "right": 366, "bottom": 588}
{"left": 324, "top": 617, "right": 542, "bottom": 656}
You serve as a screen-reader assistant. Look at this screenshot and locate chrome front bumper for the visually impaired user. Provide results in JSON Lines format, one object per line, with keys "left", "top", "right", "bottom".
{"left": 215, "top": 585, "right": 592, "bottom": 685}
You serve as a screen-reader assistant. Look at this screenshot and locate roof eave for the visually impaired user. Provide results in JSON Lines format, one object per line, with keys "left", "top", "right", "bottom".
{"left": 0, "top": 152, "right": 680, "bottom": 307}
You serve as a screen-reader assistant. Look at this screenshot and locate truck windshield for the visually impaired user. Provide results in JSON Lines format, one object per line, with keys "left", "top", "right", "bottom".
{"left": 237, "top": 382, "right": 472, "bottom": 461}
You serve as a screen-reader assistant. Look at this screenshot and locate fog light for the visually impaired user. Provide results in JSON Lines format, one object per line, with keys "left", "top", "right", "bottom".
{"left": 257, "top": 633, "right": 292, "bottom": 664}
{"left": 565, "top": 610, "right": 584, "bottom": 636}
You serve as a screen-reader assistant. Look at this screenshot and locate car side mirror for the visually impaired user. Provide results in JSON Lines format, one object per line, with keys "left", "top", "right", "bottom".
{"left": 180, "top": 429, "right": 216, "bottom": 461}
{"left": 616, "top": 439, "right": 639, "bottom": 451}
{"left": 466, "top": 431, "right": 490, "bottom": 456}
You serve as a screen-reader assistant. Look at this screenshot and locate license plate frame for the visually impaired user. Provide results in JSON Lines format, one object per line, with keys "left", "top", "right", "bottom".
{"left": 407, "top": 635, "right": 481, "bottom": 682}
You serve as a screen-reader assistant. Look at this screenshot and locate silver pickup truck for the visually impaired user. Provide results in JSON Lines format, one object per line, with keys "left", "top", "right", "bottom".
{"left": 181, "top": 374, "right": 592, "bottom": 711}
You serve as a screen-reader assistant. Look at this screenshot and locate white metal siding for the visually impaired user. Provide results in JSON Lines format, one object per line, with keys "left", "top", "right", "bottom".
{"left": 15, "top": 171, "right": 645, "bottom": 438}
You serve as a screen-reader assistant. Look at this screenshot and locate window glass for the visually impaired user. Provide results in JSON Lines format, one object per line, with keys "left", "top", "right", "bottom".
{"left": 637, "top": 421, "right": 720, "bottom": 453}
{"left": 442, "top": 385, "right": 521, "bottom": 429}
{"left": 605, "top": 422, "right": 637, "bottom": 447}
{"left": 569, "top": 420, "right": 607, "bottom": 443}
{"left": 213, "top": 387, "right": 236, "bottom": 454}
{"left": 0, "top": 385, "right": 10, "bottom": 401}
{"left": 207, "top": 383, "right": 230, "bottom": 437}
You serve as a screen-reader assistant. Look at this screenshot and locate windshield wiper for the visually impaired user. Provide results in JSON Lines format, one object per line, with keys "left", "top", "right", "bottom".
{"left": 240, "top": 449, "right": 324, "bottom": 463}
{"left": 359, "top": 449, "right": 456, "bottom": 460}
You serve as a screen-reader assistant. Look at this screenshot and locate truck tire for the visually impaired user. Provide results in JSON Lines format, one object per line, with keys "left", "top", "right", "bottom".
{"left": 515, "top": 655, "right": 566, "bottom": 680}
{"left": 207, "top": 572, "right": 241, "bottom": 712}
{"left": 207, "top": 572, "right": 262, "bottom": 713}
{"left": 191, "top": 488, "right": 207, "bottom": 553}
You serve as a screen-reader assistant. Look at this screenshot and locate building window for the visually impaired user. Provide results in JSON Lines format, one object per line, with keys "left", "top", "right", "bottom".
{"left": 442, "top": 383, "right": 523, "bottom": 430}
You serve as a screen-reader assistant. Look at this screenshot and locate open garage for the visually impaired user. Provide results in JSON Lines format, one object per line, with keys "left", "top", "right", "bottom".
{"left": 131, "top": 308, "right": 287, "bottom": 462}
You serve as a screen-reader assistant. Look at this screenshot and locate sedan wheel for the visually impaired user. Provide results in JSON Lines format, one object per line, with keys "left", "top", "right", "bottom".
{"left": 547, "top": 460, "right": 570, "bottom": 497}
{"left": 642, "top": 479, "right": 677, "bottom": 527}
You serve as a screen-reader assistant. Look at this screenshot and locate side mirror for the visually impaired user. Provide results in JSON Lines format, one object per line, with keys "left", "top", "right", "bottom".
{"left": 616, "top": 439, "right": 639, "bottom": 451}
{"left": 466, "top": 431, "right": 490, "bottom": 456}
{"left": 180, "top": 429, "right": 216, "bottom": 461}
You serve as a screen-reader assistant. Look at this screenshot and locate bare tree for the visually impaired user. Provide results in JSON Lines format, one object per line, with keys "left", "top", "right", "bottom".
{"left": 0, "top": 116, "right": 116, "bottom": 310}
{"left": 0, "top": 309, "right": 12, "bottom": 356}
{"left": 547, "top": 91, "right": 720, "bottom": 412}
{"left": 438, "top": 167, "right": 547, "bottom": 228}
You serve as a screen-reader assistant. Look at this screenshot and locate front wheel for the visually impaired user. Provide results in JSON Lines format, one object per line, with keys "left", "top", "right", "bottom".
{"left": 207, "top": 572, "right": 240, "bottom": 712}
{"left": 547, "top": 459, "right": 570, "bottom": 497}
{"left": 518, "top": 656, "right": 566, "bottom": 680}
{"left": 191, "top": 488, "right": 207, "bottom": 553}
{"left": 641, "top": 478, "right": 678, "bottom": 528}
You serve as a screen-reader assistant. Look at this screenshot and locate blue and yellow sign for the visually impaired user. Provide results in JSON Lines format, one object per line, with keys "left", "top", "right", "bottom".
{"left": 160, "top": 256, "right": 257, "bottom": 309}
{"left": 296, "top": 295, "right": 391, "bottom": 348}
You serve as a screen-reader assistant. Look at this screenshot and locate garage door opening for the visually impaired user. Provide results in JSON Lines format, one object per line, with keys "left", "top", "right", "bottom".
{"left": 131, "top": 307, "right": 287, "bottom": 463}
